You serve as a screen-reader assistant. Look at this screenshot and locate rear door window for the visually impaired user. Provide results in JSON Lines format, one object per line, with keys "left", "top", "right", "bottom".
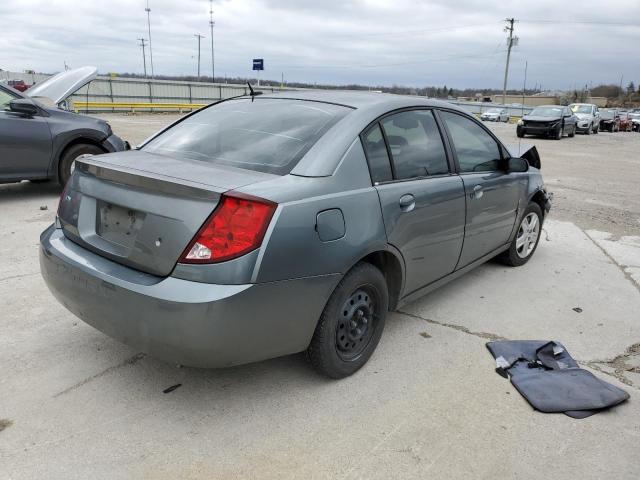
{"left": 361, "top": 124, "right": 393, "bottom": 183}
{"left": 379, "top": 110, "right": 449, "bottom": 180}
{"left": 439, "top": 110, "right": 502, "bottom": 173}
{"left": 142, "top": 98, "right": 351, "bottom": 175}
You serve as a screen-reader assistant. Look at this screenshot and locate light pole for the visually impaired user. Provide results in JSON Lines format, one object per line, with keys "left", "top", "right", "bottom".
{"left": 195, "top": 34, "right": 205, "bottom": 80}
{"left": 209, "top": 0, "right": 215, "bottom": 82}
{"left": 138, "top": 37, "right": 148, "bottom": 78}
{"left": 145, "top": 0, "right": 155, "bottom": 78}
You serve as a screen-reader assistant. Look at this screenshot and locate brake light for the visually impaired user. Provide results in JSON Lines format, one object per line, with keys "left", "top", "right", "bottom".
{"left": 179, "top": 193, "right": 277, "bottom": 264}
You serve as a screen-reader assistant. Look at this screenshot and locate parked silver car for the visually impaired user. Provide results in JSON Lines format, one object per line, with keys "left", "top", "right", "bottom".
{"left": 569, "top": 103, "right": 600, "bottom": 135}
{"left": 40, "top": 91, "right": 550, "bottom": 378}
{"left": 480, "top": 108, "right": 510, "bottom": 122}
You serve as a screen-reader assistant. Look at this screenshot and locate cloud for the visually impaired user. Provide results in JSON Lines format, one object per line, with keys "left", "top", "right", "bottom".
{"left": 0, "top": 0, "right": 638, "bottom": 89}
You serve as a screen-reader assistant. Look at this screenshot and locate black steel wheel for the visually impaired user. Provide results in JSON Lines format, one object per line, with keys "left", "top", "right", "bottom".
{"left": 307, "top": 262, "right": 388, "bottom": 379}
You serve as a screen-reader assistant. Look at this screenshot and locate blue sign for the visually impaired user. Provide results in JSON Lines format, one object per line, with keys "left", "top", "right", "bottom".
{"left": 252, "top": 58, "right": 264, "bottom": 71}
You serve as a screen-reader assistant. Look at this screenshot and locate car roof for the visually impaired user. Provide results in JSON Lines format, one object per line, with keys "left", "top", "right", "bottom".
{"left": 258, "top": 89, "right": 459, "bottom": 111}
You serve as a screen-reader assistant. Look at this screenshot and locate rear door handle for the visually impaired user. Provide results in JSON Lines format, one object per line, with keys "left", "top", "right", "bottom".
{"left": 471, "top": 185, "right": 483, "bottom": 199}
{"left": 399, "top": 194, "right": 415, "bottom": 212}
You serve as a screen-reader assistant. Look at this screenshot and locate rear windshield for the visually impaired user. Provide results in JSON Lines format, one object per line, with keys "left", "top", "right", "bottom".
{"left": 142, "top": 98, "right": 351, "bottom": 175}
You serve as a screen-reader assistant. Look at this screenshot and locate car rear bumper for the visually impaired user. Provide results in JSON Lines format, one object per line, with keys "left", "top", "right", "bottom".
{"left": 40, "top": 225, "right": 339, "bottom": 368}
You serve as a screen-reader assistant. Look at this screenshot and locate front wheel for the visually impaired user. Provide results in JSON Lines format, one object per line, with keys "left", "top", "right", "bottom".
{"left": 498, "top": 203, "right": 543, "bottom": 267}
{"left": 554, "top": 126, "right": 563, "bottom": 140}
{"left": 516, "top": 127, "right": 525, "bottom": 138}
{"left": 58, "top": 143, "right": 104, "bottom": 186}
{"left": 568, "top": 125, "right": 576, "bottom": 137}
{"left": 307, "top": 262, "right": 388, "bottom": 379}
{"left": 585, "top": 123, "right": 592, "bottom": 135}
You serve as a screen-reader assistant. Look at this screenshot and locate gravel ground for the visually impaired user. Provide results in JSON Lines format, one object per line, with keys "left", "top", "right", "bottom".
{"left": 96, "top": 113, "right": 640, "bottom": 238}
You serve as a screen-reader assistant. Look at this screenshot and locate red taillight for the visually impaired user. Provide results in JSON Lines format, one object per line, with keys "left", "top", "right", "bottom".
{"left": 179, "top": 193, "right": 277, "bottom": 264}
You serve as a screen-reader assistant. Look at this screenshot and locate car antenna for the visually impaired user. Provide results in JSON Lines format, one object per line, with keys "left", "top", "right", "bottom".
{"left": 247, "top": 82, "right": 262, "bottom": 102}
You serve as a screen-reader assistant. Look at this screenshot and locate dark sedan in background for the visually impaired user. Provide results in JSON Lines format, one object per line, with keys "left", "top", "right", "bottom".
{"left": 0, "top": 67, "right": 128, "bottom": 186}
{"left": 516, "top": 105, "right": 577, "bottom": 140}
{"left": 599, "top": 109, "right": 620, "bottom": 132}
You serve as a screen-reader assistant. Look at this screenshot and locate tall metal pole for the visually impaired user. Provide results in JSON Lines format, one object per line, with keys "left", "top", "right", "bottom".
{"left": 502, "top": 18, "right": 517, "bottom": 105}
{"left": 145, "top": 0, "right": 155, "bottom": 78}
{"left": 138, "top": 38, "right": 148, "bottom": 78}
{"left": 195, "top": 34, "right": 205, "bottom": 79}
{"left": 209, "top": 0, "right": 215, "bottom": 82}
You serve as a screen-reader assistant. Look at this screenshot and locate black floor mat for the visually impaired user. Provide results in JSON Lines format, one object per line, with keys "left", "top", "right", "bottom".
{"left": 487, "top": 340, "right": 629, "bottom": 418}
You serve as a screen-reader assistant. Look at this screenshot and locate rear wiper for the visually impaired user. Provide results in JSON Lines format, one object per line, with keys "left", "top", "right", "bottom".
{"left": 247, "top": 82, "right": 263, "bottom": 102}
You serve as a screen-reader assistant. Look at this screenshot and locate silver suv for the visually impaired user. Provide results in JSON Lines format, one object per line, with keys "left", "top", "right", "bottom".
{"left": 569, "top": 103, "right": 600, "bottom": 135}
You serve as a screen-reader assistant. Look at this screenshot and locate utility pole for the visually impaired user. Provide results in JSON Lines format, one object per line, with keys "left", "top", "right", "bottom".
{"left": 502, "top": 18, "right": 518, "bottom": 105}
{"left": 195, "top": 34, "right": 205, "bottom": 80}
{"left": 145, "top": 0, "right": 155, "bottom": 78}
{"left": 209, "top": 0, "right": 215, "bottom": 82}
{"left": 138, "top": 38, "right": 148, "bottom": 78}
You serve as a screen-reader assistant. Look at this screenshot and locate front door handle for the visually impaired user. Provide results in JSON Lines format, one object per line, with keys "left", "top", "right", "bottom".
{"left": 471, "top": 185, "right": 484, "bottom": 199}
{"left": 399, "top": 194, "right": 416, "bottom": 212}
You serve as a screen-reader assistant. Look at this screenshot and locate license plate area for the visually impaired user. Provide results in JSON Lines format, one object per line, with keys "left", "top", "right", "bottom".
{"left": 96, "top": 201, "right": 145, "bottom": 249}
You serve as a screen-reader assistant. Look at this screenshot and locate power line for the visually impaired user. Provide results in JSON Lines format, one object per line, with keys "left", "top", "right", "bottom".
{"left": 502, "top": 18, "right": 518, "bottom": 104}
{"left": 138, "top": 37, "right": 148, "bottom": 78}
{"left": 209, "top": 0, "right": 215, "bottom": 82}
{"left": 145, "top": 0, "right": 155, "bottom": 78}
{"left": 521, "top": 19, "right": 639, "bottom": 27}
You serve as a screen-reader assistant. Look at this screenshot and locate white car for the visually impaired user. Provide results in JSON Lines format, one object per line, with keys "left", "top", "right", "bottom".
{"left": 569, "top": 103, "right": 600, "bottom": 135}
{"left": 480, "top": 108, "right": 510, "bottom": 122}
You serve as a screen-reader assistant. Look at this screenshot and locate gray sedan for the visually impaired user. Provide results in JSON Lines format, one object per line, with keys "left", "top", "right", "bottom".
{"left": 40, "top": 91, "right": 550, "bottom": 378}
{"left": 0, "top": 67, "right": 127, "bottom": 185}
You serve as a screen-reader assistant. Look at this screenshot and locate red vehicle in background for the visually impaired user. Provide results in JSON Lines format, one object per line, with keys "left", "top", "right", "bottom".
{"left": 618, "top": 111, "right": 633, "bottom": 132}
{"left": 7, "top": 80, "right": 29, "bottom": 92}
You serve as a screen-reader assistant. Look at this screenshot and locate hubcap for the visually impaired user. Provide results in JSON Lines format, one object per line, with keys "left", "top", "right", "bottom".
{"left": 336, "top": 288, "right": 376, "bottom": 360}
{"left": 516, "top": 212, "right": 540, "bottom": 259}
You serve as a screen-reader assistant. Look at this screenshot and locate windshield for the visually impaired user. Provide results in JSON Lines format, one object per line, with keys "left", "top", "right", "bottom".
{"left": 601, "top": 110, "right": 616, "bottom": 119}
{"left": 570, "top": 105, "right": 592, "bottom": 114}
{"left": 142, "top": 98, "right": 352, "bottom": 175}
{"left": 529, "top": 106, "right": 563, "bottom": 117}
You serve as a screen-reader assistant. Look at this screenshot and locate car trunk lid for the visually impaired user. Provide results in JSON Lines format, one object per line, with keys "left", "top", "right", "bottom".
{"left": 58, "top": 150, "right": 277, "bottom": 276}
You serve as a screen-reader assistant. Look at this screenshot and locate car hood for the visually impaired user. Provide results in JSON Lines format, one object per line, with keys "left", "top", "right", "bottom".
{"left": 523, "top": 115, "right": 561, "bottom": 122}
{"left": 574, "top": 113, "right": 592, "bottom": 120}
{"left": 27, "top": 66, "right": 97, "bottom": 104}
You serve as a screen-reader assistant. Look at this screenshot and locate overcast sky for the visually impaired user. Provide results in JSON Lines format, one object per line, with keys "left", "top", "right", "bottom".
{"left": 1, "top": 0, "right": 638, "bottom": 89}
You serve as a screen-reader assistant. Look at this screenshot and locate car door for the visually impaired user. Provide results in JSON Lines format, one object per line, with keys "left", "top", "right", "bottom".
{"left": 361, "top": 109, "right": 466, "bottom": 295}
{"left": 0, "top": 87, "right": 52, "bottom": 180}
{"left": 438, "top": 109, "right": 522, "bottom": 268}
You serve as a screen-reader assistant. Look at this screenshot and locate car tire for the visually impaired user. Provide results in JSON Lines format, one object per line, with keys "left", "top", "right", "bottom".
{"left": 594, "top": 123, "right": 599, "bottom": 134}
{"left": 568, "top": 125, "right": 576, "bottom": 137}
{"left": 585, "top": 123, "right": 592, "bottom": 135}
{"left": 498, "top": 202, "right": 543, "bottom": 267}
{"left": 58, "top": 143, "right": 104, "bottom": 186}
{"left": 307, "top": 262, "right": 388, "bottom": 379}
{"left": 555, "top": 126, "right": 563, "bottom": 140}
{"left": 516, "top": 127, "right": 525, "bottom": 138}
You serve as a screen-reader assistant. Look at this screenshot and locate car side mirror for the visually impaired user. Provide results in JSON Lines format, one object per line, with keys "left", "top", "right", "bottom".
{"left": 507, "top": 157, "right": 529, "bottom": 173}
{"left": 9, "top": 99, "right": 39, "bottom": 116}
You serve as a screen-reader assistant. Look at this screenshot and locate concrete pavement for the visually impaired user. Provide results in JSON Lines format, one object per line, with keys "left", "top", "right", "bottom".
{"left": 1, "top": 181, "right": 639, "bottom": 479}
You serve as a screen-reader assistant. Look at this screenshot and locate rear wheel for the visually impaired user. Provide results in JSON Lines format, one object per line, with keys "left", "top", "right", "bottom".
{"left": 568, "top": 125, "right": 576, "bottom": 137}
{"left": 498, "top": 202, "right": 543, "bottom": 267}
{"left": 58, "top": 143, "right": 104, "bottom": 186}
{"left": 307, "top": 262, "right": 388, "bottom": 379}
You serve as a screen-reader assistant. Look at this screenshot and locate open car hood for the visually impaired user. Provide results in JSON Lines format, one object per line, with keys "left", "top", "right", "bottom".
{"left": 27, "top": 66, "right": 97, "bottom": 105}
{"left": 504, "top": 143, "right": 541, "bottom": 170}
